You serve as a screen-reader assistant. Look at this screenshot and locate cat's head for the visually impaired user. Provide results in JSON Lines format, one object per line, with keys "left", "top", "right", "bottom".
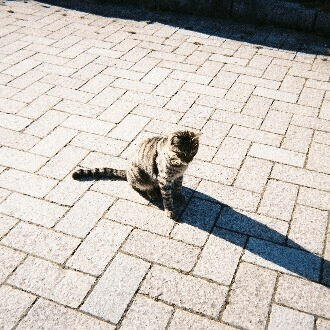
{"left": 168, "top": 130, "right": 201, "bottom": 164}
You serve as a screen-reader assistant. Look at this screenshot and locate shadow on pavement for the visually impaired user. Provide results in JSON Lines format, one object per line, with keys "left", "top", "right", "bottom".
{"left": 18, "top": 0, "right": 330, "bottom": 55}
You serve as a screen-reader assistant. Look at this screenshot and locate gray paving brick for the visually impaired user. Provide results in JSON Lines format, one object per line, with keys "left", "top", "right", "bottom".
{"left": 0, "top": 192, "right": 68, "bottom": 227}
{"left": 171, "top": 197, "right": 221, "bottom": 246}
{"left": 298, "top": 87, "right": 324, "bottom": 108}
{"left": 271, "top": 164, "right": 330, "bottom": 191}
{"left": 24, "top": 109, "right": 68, "bottom": 138}
{"left": 122, "top": 90, "right": 169, "bottom": 108}
{"left": 133, "top": 104, "right": 182, "bottom": 123}
{"left": 17, "top": 298, "right": 115, "bottom": 330}
{"left": 56, "top": 191, "right": 115, "bottom": 238}
{"left": 271, "top": 101, "right": 319, "bottom": 117}
{"left": 314, "top": 131, "right": 330, "bottom": 146}
{"left": 222, "top": 262, "right": 277, "bottom": 330}
{"left": 242, "top": 238, "right": 321, "bottom": 281}
{"left": 213, "top": 137, "right": 250, "bottom": 168}
{"left": 0, "top": 245, "right": 25, "bottom": 282}
{"left": 200, "top": 120, "right": 231, "bottom": 147}
{"left": 120, "top": 294, "right": 173, "bottom": 330}
{"left": 291, "top": 114, "right": 330, "bottom": 132}
{"left": 249, "top": 143, "right": 305, "bottom": 167}
{"left": 268, "top": 304, "right": 314, "bottom": 330}
{"left": 254, "top": 86, "right": 298, "bottom": 103}
{"left": 67, "top": 219, "right": 131, "bottom": 276}
{"left": 276, "top": 275, "right": 330, "bottom": 318}
{"left": 213, "top": 109, "right": 261, "bottom": 129}
{"left": 261, "top": 110, "right": 291, "bottom": 135}
{"left": 288, "top": 205, "right": 328, "bottom": 255}
{"left": 237, "top": 74, "right": 280, "bottom": 89}
{"left": 297, "top": 187, "right": 330, "bottom": 211}
{"left": 122, "top": 229, "right": 200, "bottom": 271}
{"left": 225, "top": 82, "right": 255, "bottom": 103}
{"left": 0, "top": 214, "right": 18, "bottom": 239}
{"left": 0, "top": 127, "right": 40, "bottom": 151}
{"left": 242, "top": 95, "right": 273, "bottom": 118}
{"left": 105, "top": 199, "right": 175, "bottom": 235}
{"left": 2, "top": 221, "right": 80, "bottom": 263}
{"left": 217, "top": 207, "right": 289, "bottom": 244}
{"left": 166, "top": 90, "right": 198, "bottom": 112}
{"left": 0, "top": 285, "right": 36, "bottom": 330}
{"left": 81, "top": 253, "right": 150, "bottom": 323}
{"left": 307, "top": 143, "right": 330, "bottom": 175}
{"left": 8, "top": 256, "right": 95, "bottom": 308}
{"left": 38, "top": 145, "right": 89, "bottom": 180}
{"left": 98, "top": 99, "right": 137, "bottom": 123}
{"left": 197, "top": 180, "right": 260, "bottom": 212}
{"left": 258, "top": 180, "right": 298, "bottom": 221}
{"left": 282, "top": 125, "right": 313, "bottom": 154}
{"left": 186, "top": 159, "right": 237, "bottom": 185}
{"left": 140, "top": 265, "right": 228, "bottom": 317}
{"left": 193, "top": 228, "right": 246, "bottom": 285}
{"left": 0, "top": 169, "right": 58, "bottom": 198}
{"left": 229, "top": 125, "right": 282, "bottom": 147}
{"left": 280, "top": 75, "right": 305, "bottom": 94}
{"left": 0, "top": 147, "right": 48, "bottom": 173}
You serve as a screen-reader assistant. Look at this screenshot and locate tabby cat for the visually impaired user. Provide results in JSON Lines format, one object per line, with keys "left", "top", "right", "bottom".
{"left": 72, "top": 130, "right": 200, "bottom": 219}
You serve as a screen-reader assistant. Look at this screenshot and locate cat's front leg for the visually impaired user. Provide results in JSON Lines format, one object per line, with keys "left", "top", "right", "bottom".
{"left": 173, "top": 175, "right": 186, "bottom": 203}
{"left": 158, "top": 177, "right": 175, "bottom": 219}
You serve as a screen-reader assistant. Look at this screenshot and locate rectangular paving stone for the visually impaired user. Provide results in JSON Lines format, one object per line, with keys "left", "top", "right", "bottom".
{"left": 249, "top": 143, "right": 305, "bottom": 167}
{"left": 213, "top": 137, "right": 250, "bottom": 168}
{"left": 0, "top": 127, "right": 40, "bottom": 151}
{"left": 61, "top": 115, "right": 114, "bottom": 135}
{"left": 280, "top": 75, "right": 305, "bottom": 94}
{"left": 229, "top": 125, "right": 282, "bottom": 146}
{"left": 8, "top": 256, "right": 95, "bottom": 308}
{"left": 152, "top": 78, "right": 184, "bottom": 97}
{"left": 271, "top": 164, "right": 330, "bottom": 191}
{"left": 222, "top": 262, "right": 277, "bottom": 330}
{"left": 314, "top": 131, "right": 330, "bottom": 146}
{"left": 276, "top": 275, "right": 330, "bottom": 318}
{"left": 171, "top": 198, "right": 221, "bottom": 246}
{"left": 297, "top": 187, "right": 330, "bottom": 211}
{"left": 298, "top": 87, "right": 324, "bottom": 108}
{"left": 288, "top": 205, "right": 328, "bottom": 255}
{"left": 122, "top": 229, "right": 200, "bottom": 271}
{"left": 291, "top": 114, "right": 330, "bottom": 132}
{"left": 0, "top": 192, "right": 68, "bottom": 227}
{"left": 0, "top": 112, "right": 32, "bottom": 131}
{"left": 271, "top": 101, "right": 319, "bottom": 117}
{"left": 307, "top": 143, "right": 330, "bottom": 175}
{"left": 169, "top": 310, "right": 236, "bottom": 330}
{"left": 0, "top": 147, "right": 48, "bottom": 172}
{"left": 31, "top": 126, "right": 77, "bottom": 157}
{"left": 217, "top": 207, "right": 289, "bottom": 244}
{"left": 109, "top": 114, "right": 150, "bottom": 142}
{"left": 186, "top": 159, "right": 237, "bottom": 185}
{"left": 165, "top": 90, "right": 198, "bottom": 112}
{"left": 56, "top": 191, "right": 115, "bottom": 238}
{"left": 16, "top": 299, "right": 114, "bottom": 330}
{"left": 225, "top": 82, "right": 255, "bottom": 103}
{"left": 133, "top": 104, "right": 182, "bottom": 123}
{"left": 0, "top": 285, "right": 36, "bottom": 330}
{"left": 79, "top": 73, "right": 115, "bottom": 94}
{"left": 3, "top": 58, "right": 40, "bottom": 76}
{"left": 282, "top": 125, "right": 313, "bottom": 154}
{"left": 0, "top": 214, "right": 18, "bottom": 239}
{"left": 12, "top": 81, "right": 54, "bottom": 104}
{"left": 242, "top": 238, "right": 322, "bottom": 281}
{"left": 193, "top": 228, "right": 246, "bottom": 285}
{"left": 18, "top": 94, "right": 61, "bottom": 119}
{"left": 268, "top": 304, "right": 314, "bottom": 330}
{"left": 55, "top": 99, "right": 104, "bottom": 118}
{"left": 105, "top": 199, "right": 174, "bottom": 235}
{"left": 141, "top": 67, "right": 171, "bottom": 85}
{"left": 319, "top": 99, "right": 330, "bottom": 120}
{"left": 81, "top": 253, "right": 150, "bottom": 324}
{"left": 182, "top": 81, "right": 226, "bottom": 98}
{"left": 141, "top": 265, "right": 228, "bottom": 317}
{"left": 0, "top": 169, "right": 58, "bottom": 198}
{"left": 24, "top": 109, "right": 68, "bottom": 138}
{"left": 2, "top": 221, "right": 80, "bottom": 264}
{"left": 237, "top": 74, "right": 280, "bottom": 89}
{"left": 67, "top": 219, "right": 131, "bottom": 276}
{"left": 98, "top": 99, "right": 137, "bottom": 123}
{"left": 258, "top": 180, "right": 298, "bottom": 221}
{"left": 211, "top": 70, "right": 238, "bottom": 89}
{"left": 48, "top": 86, "right": 94, "bottom": 103}
{"left": 254, "top": 86, "right": 298, "bottom": 103}
{"left": 212, "top": 109, "right": 261, "bottom": 129}
{"left": 121, "top": 295, "right": 173, "bottom": 330}
{"left": 261, "top": 110, "right": 291, "bottom": 135}
{"left": 0, "top": 245, "right": 26, "bottom": 282}
{"left": 241, "top": 95, "right": 272, "bottom": 117}
{"left": 234, "top": 156, "right": 272, "bottom": 193}
{"left": 317, "top": 319, "right": 330, "bottom": 330}
{"left": 197, "top": 180, "right": 260, "bottom": 212}
{"left": 38, "top": 145, "right": 89, "bottom": 180}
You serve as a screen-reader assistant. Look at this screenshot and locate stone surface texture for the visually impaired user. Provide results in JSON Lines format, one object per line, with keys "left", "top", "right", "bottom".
{"left": 0, "top": 1, "right": 329, "bottom": 328}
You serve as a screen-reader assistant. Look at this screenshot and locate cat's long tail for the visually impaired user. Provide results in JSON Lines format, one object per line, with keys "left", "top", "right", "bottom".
{"left": 72, "top": 168, "right": 127, "bottom": 180}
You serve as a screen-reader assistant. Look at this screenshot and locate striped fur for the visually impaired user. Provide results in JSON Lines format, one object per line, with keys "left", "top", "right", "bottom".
{"left": 72, "top": 130, "right": 200, "bottom": 219}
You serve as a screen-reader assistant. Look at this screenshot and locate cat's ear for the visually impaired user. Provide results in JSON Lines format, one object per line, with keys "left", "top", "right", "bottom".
{"left": 191, "top": 130, "right": 201, "bottom": 139}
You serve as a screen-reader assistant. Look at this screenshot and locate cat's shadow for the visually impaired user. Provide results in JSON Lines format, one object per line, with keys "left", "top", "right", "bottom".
{"left": 152, "top": 185, "right": 328, "bottom": 286}
{"left": 77, "top": 177, "right": 328, "bottom": 286}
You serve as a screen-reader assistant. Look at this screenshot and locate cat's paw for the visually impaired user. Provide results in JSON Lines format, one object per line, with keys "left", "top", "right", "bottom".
{"left": 165, "top": 210, "right": 175, "bottom": 219}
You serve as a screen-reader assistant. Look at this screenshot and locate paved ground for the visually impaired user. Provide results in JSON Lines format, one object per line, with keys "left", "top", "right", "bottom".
{"left": 0, "top": 0, "right": 330, "bottom": 329}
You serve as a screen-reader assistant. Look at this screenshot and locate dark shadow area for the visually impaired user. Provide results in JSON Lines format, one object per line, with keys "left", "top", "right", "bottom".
{"left": 76, "top": 173, "right": 329, "bottom": 286}
{"left": 20, "top": 0, "right": 330, "bottom": 55}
